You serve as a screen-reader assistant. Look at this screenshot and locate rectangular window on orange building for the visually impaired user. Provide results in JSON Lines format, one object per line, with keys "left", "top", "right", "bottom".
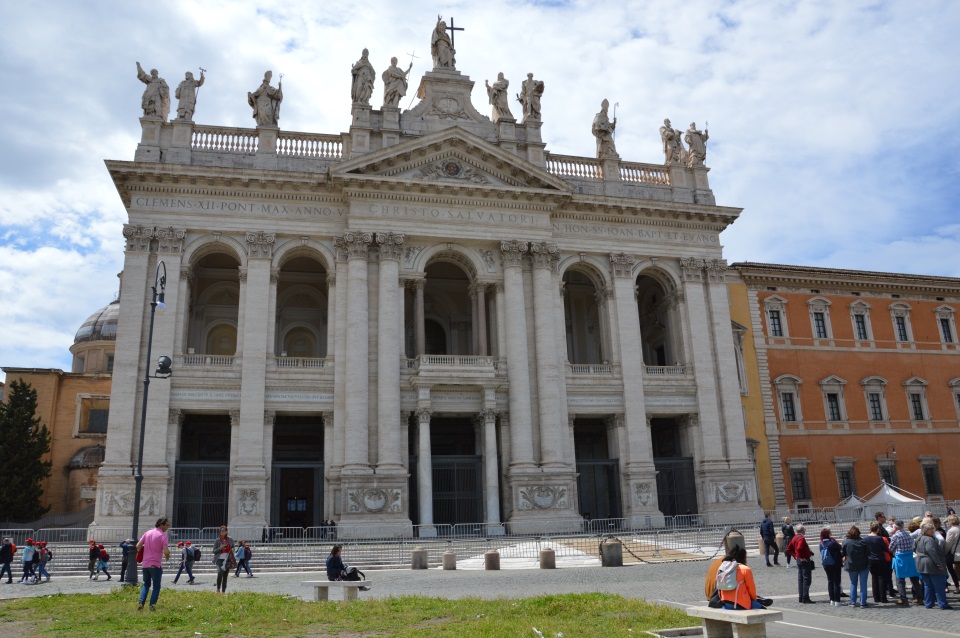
{"left": 813, "top": 312, "right": 828, "bottom": 339}
{"left": 769, "top": 310, "right": 783, "bottom": 337}
{"left": 781, "top": 393, "right": 797, "bottom": 422}
{"left": 826, "top": 393, "right": 842, "bottom": 421}
{"left": 909, "top": 393, "right": 925, "bottom": 420}
{"left": 854, "top": 315, "right": 869, "bottom": 340}
{"left": 880, "top": 464, "right": 899, "bottom": 487}
{"left": 895, "top": 316, "right": 909, "bottom": 341}
{"left": 941, "top": 318, "right": 954, "bottom": 343}
{"left": 922, "top": 464, "right": 943, "bottom": 496}
{"left": 77, "top": 395, "right": 110, "bottom": 435}
{"left": 837, "top": 469, "right": 855, "bottom": 499}
{"left": 790, "top": 469, "right": 811, "bottom": 501}
{"left": 868, "top": 393, "right": 884, "bottom": 421}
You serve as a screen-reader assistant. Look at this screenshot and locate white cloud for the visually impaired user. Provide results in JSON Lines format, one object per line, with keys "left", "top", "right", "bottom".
{"left": 2, "top": 0, "right": 959, "bottom": 379}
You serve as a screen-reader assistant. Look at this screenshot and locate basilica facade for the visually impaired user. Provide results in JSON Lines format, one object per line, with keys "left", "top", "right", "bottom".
{"left": 93, "top": 26, "right": 758, "bottom": 536}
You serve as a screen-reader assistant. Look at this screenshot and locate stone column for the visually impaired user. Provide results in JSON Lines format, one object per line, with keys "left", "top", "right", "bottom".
{"left": 321, "top": 412, "right": 333, "bottom": 518}
{"left": 529, "top": 242, "right": 564, "bottom": 468}
{"left": 470, "top": 285, "right": 479, "bottom": 355}
{"left": 336, "top": 231, "right": 373, "bottom": 474}
{"left": 480, "top": 408, "right": 503, "bottom": 533}
{"left": 413, "top": 278, "right": 426, "bottom": 356}
{"left": 609, "top": 252, "right": 661, "bottom": 525}
{"left": 325, "top": 272, "right": 336, "bottom": 358}
{"left": 416, "top": 408, "right": 436, "bottom": 535}
{"left": 679, "top": 258, "right": 724, "bottom": 463}
{"left": 332, "top": 247, "right": 348, "bottom": 472}
{"left": 499, "top": 241, "right": 536, "bottom": 471}
{"left": 477, "top": 284, "right": 488, "bottom": 356}
{"left": 266, "top": 269, "right": 279, "bottom": 355}
{"left": 262, "top": 410, "right": 275, "bottom": 520}
{"left": 233, "top": 230, "right": 276, "bottom": 527}
{"left": 494, "top": 283, "right": 506, "bottom": 358}
{"left": 173, "top": 263, "right": 192, "bottom": 357}
{"left": 376, "top": 232, "right": 405, "bottom": 473}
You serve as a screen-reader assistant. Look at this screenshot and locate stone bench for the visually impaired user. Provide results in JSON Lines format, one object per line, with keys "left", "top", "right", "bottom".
{"left": 303, "top": 580, "right": 372, "bottom": 602}
{"left": 685, "top": 606, "right": 782, "bottom": 638}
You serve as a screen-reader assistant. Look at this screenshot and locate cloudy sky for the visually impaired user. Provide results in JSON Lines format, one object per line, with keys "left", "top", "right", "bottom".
{"left": 1, "top": 0, "right": 959, "bottom": 377}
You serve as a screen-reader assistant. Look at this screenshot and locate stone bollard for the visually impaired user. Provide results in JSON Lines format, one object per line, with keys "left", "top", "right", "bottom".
{"left": 539, "top": 547, "right": 556, "bottom": 569}
{"left": 411, "top": 547, "right": 429, "bottom": 570}
{"left": 484, "top": 549, "right": 500, "bottom": 570}
{"left": 442, "top": 551, "right": 457, "bottom": 570}
{"left": 600, "top": 538, "right": 623, "bottom": 567}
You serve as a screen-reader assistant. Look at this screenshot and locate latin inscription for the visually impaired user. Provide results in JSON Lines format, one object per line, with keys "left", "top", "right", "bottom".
{"left": 132, "top": 196, "right": 346, "bottom": 218}
{"left": 553, "top": 222, "right": 718, "bottom": 244}
{"left": 171, "top": 390, "right": 241, "bottom": 400}
{"left": 366, "top": 203, "right": 545, "bottom": 228}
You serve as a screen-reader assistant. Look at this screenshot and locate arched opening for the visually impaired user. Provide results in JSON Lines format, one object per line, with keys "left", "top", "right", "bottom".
{"left": 276, "top": 255, "right": 328, "bottom": 358}
{"left": 187, "top": 252, "right": 240, "bottom": 355}
{"left": 635, "top": 274, "right": 680, "bottom": 367}
{"left": 563, "top": 269, "right": 605, "bottom": 364}
{"left": 421, "top": 261, "right": 472, "bottom": 355}
{"left": 424, "top": 319, "right": 447, "bottom": 355}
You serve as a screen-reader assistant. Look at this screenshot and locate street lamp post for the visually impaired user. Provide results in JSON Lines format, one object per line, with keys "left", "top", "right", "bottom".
{"left": 124, "top": 260, "right": 173, "bottom": 586}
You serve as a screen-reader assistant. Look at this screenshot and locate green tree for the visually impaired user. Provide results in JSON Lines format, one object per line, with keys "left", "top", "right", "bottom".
{"left": 0, "top": 379, "right": 52, "bottom": 521}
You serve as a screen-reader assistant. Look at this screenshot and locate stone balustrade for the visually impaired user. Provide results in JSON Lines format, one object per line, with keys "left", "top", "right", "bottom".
{"left": 175, "top": 354, "right": 235, "bottom": 366}
{"left": 567, "top": 363, "right": 620, "bottom": 375}
{"left": 644, "top": 365, "right": 686, "bottom": 375}
{"left": 620, "top": 161, "right": 671, "bottom": 186}
{"left": 192, "top": 125, "right": 259, "bottom": 153}
{"left": 277, "top": 132, "right": 343, "bottom": 159}
{"left": 273, "top": 356, "right": 330, "bottom": 369}
{"left": 544, "top": 153, "right": 603, "bottom": 180}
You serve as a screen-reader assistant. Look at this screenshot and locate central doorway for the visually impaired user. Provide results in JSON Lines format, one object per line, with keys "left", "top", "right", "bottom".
{"left": 271, "top": 416, "right": 324, "bottom": 528}
{"left": 409, "top": 416, "right": 483, "bottom": 528}
{"left": 174, "top": 414, "right": 231, "bottom": 529}
{"left": 651, "top": 417, "right": 698, "bottom": 517}
{"left": 574, "top": 418, "right": 622, "bottom": 521}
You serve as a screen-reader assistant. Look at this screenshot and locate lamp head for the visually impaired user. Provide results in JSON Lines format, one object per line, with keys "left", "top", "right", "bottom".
{"left": 155, "top": 355, "right": 173, "bottom": 378}
{"left": 156, "top": 290, "right": 166, "bottom": 310}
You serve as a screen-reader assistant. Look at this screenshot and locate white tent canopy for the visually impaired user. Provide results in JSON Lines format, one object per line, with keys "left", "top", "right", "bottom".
{"left": 835, "top": 494, "right": 866, "bottom": 509}
{"left": 860, "top": 482, "right": 925, "bottom": 506}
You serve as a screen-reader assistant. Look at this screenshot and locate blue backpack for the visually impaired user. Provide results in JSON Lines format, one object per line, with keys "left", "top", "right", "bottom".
{"left": 820, "top": 541, "right": 835, "bottom": 566}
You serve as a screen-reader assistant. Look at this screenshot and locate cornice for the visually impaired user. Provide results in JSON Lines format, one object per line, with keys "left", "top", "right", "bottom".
{"left": 733, "top": 261, "right": 960, "bottom": 295}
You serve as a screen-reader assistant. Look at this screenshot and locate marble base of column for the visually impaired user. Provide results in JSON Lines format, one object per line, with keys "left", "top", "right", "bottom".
{"left": 503, "top": 473, "right": 580, "bottom": 534}
{"left": 622, "top": 468, "right": 665, "bottom": 528}
{"left": 335, "top": 474, "right": 412, "bottom": 538}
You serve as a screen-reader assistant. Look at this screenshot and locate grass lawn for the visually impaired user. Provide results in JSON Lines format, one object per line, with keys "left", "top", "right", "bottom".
{"left": 0, "top": 589, "right": 693, "bottom": 637}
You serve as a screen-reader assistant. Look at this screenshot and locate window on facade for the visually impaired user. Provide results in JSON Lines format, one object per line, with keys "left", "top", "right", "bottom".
{"left": 769, "top": 310, "right": 783, "bottom": 337}
{"left": 813, "top": 312, "right": 828, "bottom": 339}
{"left": 879, "top": 463, "right": 899, "bottom": 487}
{"left": 106, "top": 355, "right": 114, "bottom": 373}
{"left": 922, "top": 464, "right": 943, "bottom": 496}
{"left": 826, "top": 393, "right": 842, "bottom": 421}
{"left": 941, "top": 318, "right": 954, "bottom": 344}
{"left": 77, "top": 396, "right": 110, "bottom": 435}
{"left": 909, "top": 393, "right": 925, "bottom": 420}
{"left": 73, "top": 355, "right": 85, "bottom": 373}
{"left": 837, "top": 468, "right": 855, "bottom": 499}
{"left": 868, "top": 393, "right": 884, "bottom": 420}
{"left": 895, "top": 316, "right": 909, "bottom": 341}
{"left": 790, "top": 469, "right": 811, "bottom": 501}
{"left": 781, "top": 393, "right": 797, "bottom": 421}
{"left": 854, "top": 314, "right": 869, "bottom": 340}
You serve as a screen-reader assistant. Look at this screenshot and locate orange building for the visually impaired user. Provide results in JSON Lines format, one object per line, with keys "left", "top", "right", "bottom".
{"left": 1, "top": 300, "right": 118, "bottom": 518}
{"left": 733, "top": 263, "right": 960, "bottom": 510}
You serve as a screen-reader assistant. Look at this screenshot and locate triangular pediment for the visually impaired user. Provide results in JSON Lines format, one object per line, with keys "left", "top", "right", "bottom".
{"left": 331, "top": 127, "right": 573, "bottom": 193}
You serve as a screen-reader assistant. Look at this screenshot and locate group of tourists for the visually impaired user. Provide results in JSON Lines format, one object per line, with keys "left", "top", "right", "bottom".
{"left": 752, "top": 510, "right": 960, "bottom": 610}
{"left": 0, "top": 537, "right": 52, "bottom": 584}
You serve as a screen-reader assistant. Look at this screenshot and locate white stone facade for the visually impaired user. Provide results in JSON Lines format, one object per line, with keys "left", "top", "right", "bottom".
{"left": 94, "top": 57, "right": 757, "bottom": 537}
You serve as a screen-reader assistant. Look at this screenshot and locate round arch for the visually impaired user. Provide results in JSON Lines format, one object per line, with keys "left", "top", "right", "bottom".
{"left": 182, "top": 235, "right": 247, "bottom": 267}
{"left": 202, "top": 320, "right": 238, "bottom": 356}
{"left": 414, "top": 243, "right": 484, "bottom": 281}
{"left": 557, "top": 256, "right": 609, "bottom": 290}
{"left": 273, "top": 239, "right": 334, "bottom": 272}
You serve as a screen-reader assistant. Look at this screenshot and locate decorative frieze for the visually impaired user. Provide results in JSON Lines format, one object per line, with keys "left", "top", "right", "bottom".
{"left": 634, "top": 482, "right": 653, "bottom": 507}
{"left": 499, "top": 240, "right": 528, "bottom": 268}
{"left": 245, "top": 230, "right": 276, "bottom": 258}
{"left": 155, "top": 226, "right": 186, "bottom": 254}
{"left": 123, "top": 224, "right": 154, "bottom": 252}
{"left": 334, "top": 230, "right": 373, "bottom": 260}
{"left": 102, "top": 488, "right": 159, "bottom": 516}
{"left": 710, "top": 480, "right": 750, "bottom": 503}
{"left": 608, "top": 252, "right": 636, "bottom": 278}
{"left": 346, "top": 487, "right": 403, "bottom": 513}
{"left": 680, "top": 257, "right": 707, "bottom": 281}
{"left": 529, "top": 241, "right": 559, "bottom": 270}
{"left": 237, "top": 488, "right": 260, "bottom": 516}
{"left": 376, "top": 232, "right": 405, "bottom": 261}
{"left": 517, "top": 485, "right": 568, "bottom": 510}
{"left": 705, "top": 259, "right": 728, "bottom": 283}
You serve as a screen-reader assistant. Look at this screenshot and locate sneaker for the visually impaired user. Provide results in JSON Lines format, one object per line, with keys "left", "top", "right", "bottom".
{"left": 149, "top": 605, "right": 156, "bottom": 612}
{"left": 137, "top": 603, "right": 144, "bottom": 611}
{"left": 786, "top": 564, "right": 795, "bottom": 569}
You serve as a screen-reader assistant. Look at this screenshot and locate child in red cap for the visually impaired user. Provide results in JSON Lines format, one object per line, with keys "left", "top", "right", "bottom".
{"left": 94, "top": 544, "right": 112, "bottom": 581}
{"left": 37, "top": 542, "right": 52, "bottom": 583}
{"left": 20, "top": 539, "right": 36, "bottom": 584}
{"left": 88, "top": 541, "right": 98, "bottom": 579}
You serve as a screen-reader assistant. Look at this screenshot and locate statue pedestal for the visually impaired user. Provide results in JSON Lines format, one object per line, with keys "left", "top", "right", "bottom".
{"left": 350, "top": 104, "right": 373, "bottom": 157}
{"left": 381, "top": 107, "right": 401, "bottom": 148}
{"left": 600, "top": 156, "right": 621, "bottom": 181}
{"left": 166, "top": 119, "right": 194, "bottom": 164}
{"left": 255, "top": 126, "right": 279, "bottom": 170}
{"left": 134, "top": 117, "right": 164, "bottom": 163}
{"left": 523, "top": 120, "right": 546, "bottom": 167}
{"left": 496, "top": 118, "right": 517, "bottom": 155}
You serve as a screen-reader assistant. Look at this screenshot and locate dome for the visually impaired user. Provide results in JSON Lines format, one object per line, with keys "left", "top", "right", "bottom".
{"left": 74, "top": 300, "right": 120, "bottom": 344}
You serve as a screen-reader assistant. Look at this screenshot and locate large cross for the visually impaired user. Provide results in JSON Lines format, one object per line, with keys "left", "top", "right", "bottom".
{"left": 445, "top": 17, "right": 464, "bottom": 48}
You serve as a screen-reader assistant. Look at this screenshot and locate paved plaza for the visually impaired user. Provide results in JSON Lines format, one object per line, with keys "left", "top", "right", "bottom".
{"left": 2, "top": 549, "right": 957, "bottom": 637}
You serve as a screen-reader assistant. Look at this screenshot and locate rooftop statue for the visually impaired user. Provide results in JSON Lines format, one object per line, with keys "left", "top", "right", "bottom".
{"left": 592, "top": 99, "right": 618, "bottom": 159}
{"left": 351, "top": 48, "right": 376, "bottom": 105}
{"left": 175, "top": 71, "right": 205, "bottom": 121}
{"left": 659, "top": 118, "right": 682, "bottom": 165}
{"left": 485, "top": 72, "right": 513, "bottom": 122}
{"left": 431, "top": 16, "right": 456, "bottom": 69}
{"left": 248, "top": 71, "right": 283, "bottom": 127}
{"left": 381, "top": 57, "right": 413, "bottom": 108}
{"left": 135, "top": 62, "right": 170, "bottom": 120}
{"left": 517, "top": 73, "right": 544, "bottom": 123}
{"left": 684, "top": 122, "right": 709, "bottom": 167}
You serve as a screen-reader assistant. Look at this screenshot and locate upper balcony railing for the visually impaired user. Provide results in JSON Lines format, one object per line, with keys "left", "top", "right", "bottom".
{"left": 277, "top": 132, "right": 343, "bottom": 160}
{"left": 644, "top": 365, "right": 687, "bottom": 376}
{"left": 192, "top": 125, "right": 258, "bottom": 154}
{"left": 175, "top": 354, "right": 235, "bottom": 366}
{"left": 567, "top": 363, "right": 620, "bottom": 375}
{"left": 273, "top": 356, "right": 330, "bottom": 369}
{"left": 620, "top": 161, "right": 671, "bottom": 186}
{"left": 545, "top": 153, "right": 603, "bottom": 180}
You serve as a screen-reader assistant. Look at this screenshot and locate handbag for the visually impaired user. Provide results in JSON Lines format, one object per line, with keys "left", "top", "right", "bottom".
{"left": 893, "top": 551, "right": 919, "bottom": 579}
{"left": 135, "top": 546, "right": 144, "bottom": 564}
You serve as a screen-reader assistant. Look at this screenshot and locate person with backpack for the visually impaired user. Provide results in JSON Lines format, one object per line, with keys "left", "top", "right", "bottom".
{"left": 20, "top": 538, "right": 36, "bottom": 584}
{"left": 326, "top": 544, "right": 346, "bottom": 581}
{"left": 234, "top": 541, "right": 253, "bottom": 577}
{"left": 819, "top": 527, "right": 843, "bottom": 606}
{"left": 863, "top": 521, "right": 891, "bottom": 603}
{"left": 890, "top": 519, "right": 922, "bottom": 605}
{"left": 759, "top": 513, "right": 779, "bottom": 567}
{"left": 118, "top": 539, "right": 134, "bottom": 584}
{"left": 37, "top": 542, "right": 52, "bottom": 583}
{"left": 781, "top": 517, "right": 796, "bottom": 568}
{"left": 842, "top": 525, "right": 870, "bottom": 608}
{"left": 87, "top": 540, "right": 98, "bottom": 579}
{"left": 212, "top": 526, "right": 235, "bottom": 594}
{"left": 716, "top": 545, "right": 765, "bottom": 610}
{"left": 0, "top": 538, "right": 14, "bottom": 584}
{"left": 172, "top": 542, "right": 186, "bottom": 584}
{"left": 785, "top": 524, "right": 814, "bottom": 603}
{"left": 94, "top": 544, "right": 112, "bottom": 581}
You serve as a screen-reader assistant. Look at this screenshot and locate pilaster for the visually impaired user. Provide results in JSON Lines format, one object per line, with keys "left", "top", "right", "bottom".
{"left": 376, "top": 232, "right": 405, "bottom": 474}
{"left": 134, "top": 117, "right": 163, "bottom": 162}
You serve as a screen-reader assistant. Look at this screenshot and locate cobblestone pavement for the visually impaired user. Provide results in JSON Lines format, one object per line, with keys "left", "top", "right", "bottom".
{"left": 2, "top": 557, "right": 957, "bottom": 636}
